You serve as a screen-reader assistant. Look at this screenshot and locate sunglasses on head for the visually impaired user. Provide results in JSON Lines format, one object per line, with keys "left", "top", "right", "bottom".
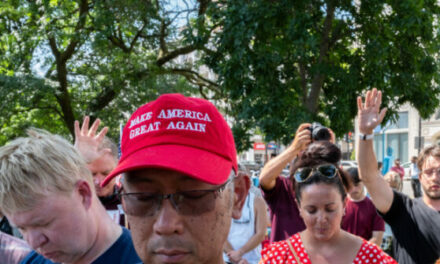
{"left": 294, "top": 164, "right": 338, "bottom": 183}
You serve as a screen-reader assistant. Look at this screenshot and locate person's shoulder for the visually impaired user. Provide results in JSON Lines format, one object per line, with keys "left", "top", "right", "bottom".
{"left": 362, "top": 196, "right": 378, "bottom": 208}
{"left": 261, "top": 237, "right": 289, "bottom": 256}
{"left": 412, "top": 197, "right": 440, "bottom": 219}
{"left": 358, "top": 240, "right": 397, "bottom": 263}
{"left": 93, "top": 227, "right": 141, "bottom": 264}
{"left": 260, "top": 176, "right": 290, "bottom": 197}
{"left": 378, "top": 190, "right": 409, "bottom": 219}
{"left": 120, "top": 226, "right": 132, "bottom": 239}
{"left": 261, "top": 233, "right": 301, "bottom": 261}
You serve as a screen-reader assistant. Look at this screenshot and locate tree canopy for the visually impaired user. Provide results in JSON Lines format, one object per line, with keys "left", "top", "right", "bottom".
{"left": 0, "top": 0, "right": 217, "bottom": 144}
{"left": 1, "top": 0, "right": 440, "bottom": 153}
{"left": 204, "top": 0, "right": 440, "bottom": 151}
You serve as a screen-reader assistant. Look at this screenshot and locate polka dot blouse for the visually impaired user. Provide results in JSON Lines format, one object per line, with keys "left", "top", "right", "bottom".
{"left": 260, "top": 233, "right": 397, "bottom": 264}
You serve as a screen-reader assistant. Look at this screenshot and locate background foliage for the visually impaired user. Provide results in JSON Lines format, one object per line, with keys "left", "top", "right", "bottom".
{"left": 1, "top": 0, "right": 440, "bottom": 152}
{"left": 0, "top": 0, "right": 216, "bottom": 144}
{"left": 204, "top": 0, "right": 440, "bottom": 151}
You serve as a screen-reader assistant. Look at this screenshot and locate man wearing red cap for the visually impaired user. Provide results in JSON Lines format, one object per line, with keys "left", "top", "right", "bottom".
{"left": 101, "top": 94, "right": 250, "bottom": 264}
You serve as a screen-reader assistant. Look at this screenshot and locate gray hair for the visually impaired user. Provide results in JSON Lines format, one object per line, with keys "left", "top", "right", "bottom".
{"left": 99, "top": 136, "right": 119, "bottom": 162}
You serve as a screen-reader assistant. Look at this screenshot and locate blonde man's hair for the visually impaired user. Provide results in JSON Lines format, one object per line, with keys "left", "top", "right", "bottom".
{"left": 0, "top": 129, "right": 93, "bottom": 215}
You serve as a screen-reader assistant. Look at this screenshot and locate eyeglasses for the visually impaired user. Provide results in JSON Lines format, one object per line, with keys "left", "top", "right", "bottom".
{"left": 422, "top": 166, "right": 440, "bottom": 177}
{"left": 294, "top": 164, "right": 338, "bottom": 183}
{"left": 118, "top": 180, "right": 231, "bottom": 217}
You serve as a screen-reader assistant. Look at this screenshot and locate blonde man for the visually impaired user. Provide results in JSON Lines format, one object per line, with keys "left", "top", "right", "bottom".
{"left": 0, "top": 129, "right": 140, "bottom": 264}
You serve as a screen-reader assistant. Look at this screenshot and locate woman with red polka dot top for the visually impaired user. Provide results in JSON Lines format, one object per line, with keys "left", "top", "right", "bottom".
{"left": 260, "top": 141, "right": 396, "bottom": 264}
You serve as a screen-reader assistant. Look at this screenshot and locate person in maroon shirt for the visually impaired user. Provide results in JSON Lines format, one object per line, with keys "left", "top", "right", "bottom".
{"left": 341, "top": 167, "right": 385, "bottom": 246}
{"left": 390, "top": 158, "right": 405, "bottom": 180}
{"left": 259, "top": 124, "right": 311, "bottom": 242}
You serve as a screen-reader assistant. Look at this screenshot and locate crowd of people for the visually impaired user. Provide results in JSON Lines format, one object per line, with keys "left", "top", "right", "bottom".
{"left": 0, "top": 89, "right": 438, "bottom": 264}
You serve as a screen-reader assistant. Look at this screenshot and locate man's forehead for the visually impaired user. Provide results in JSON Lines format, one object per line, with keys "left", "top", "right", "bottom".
{"left": 7, "top": 198, "right": 51, "bottom": 227}
{"left": 422, "top": 155, "right": 440, "bottom": 169}
{"left": 89, "top": 153, "right": 118, "bottom": 167}
{"left": 123, "top": 168, "right": 214, "bottom": 187}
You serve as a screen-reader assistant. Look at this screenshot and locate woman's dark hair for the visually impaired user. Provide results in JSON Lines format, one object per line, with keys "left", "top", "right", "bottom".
{"left": 290, "top": 141, "right": 349, "bottom": 204}
{"left": 346, "top": 167, "right": 361, "bottom": 184}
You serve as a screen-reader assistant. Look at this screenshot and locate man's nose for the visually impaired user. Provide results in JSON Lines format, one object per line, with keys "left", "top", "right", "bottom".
{"left": 152, "top": 198, "right": 184, "bottom": 236}
{"left": 25, "top": 229, "right": 48, "bottom": 249}
{"left": 93, "top": 175, "right": 101, "bottom": 185}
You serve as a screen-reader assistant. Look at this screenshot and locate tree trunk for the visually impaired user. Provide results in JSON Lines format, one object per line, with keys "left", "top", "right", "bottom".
{"left": 55, "top": 61, "right": 76, "bottom": 137}
{"left": 305, "top": 2, "right": 335, "bottom": 114}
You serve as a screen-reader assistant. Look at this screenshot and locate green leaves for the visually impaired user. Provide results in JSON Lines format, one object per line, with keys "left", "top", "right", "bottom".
{"left": 0, "top": 0, "right": 217, "bottom": 145}
{"left": 1, "top": 0, "right": 440, "bottom": 153}
{"left": 205, "top": 0, "right": 440, "bottom": 151}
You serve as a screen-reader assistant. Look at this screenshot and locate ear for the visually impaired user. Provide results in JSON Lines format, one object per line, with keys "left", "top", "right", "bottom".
{"left": 231, "top": 175, "right": 251, "bottom": 219}
{"left": 75, "top": 180, "right": 93, "bottom": 210}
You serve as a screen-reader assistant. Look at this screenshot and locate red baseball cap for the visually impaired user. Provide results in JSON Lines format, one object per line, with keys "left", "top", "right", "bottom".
{"left": 101, "top": 94, "right": 237, "bottom": 186}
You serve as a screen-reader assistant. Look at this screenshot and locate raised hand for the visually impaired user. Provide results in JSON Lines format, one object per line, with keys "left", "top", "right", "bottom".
{"left": 290, "top": 123, "right": 312, "bottom": 152}
{"left": 74, "top": 116, "right": 110, "bottom": 163}
{"left": 357, "top": 88, "right": 387, "bottom": 134}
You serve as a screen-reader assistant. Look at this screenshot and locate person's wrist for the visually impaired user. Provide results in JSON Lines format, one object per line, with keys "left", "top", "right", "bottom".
{"left": 287, "top": 144, "right": 300, "bottom": 158}
{"left": 289, "top": 139, "right": 303, "bottom": 151}
{"left": 359, "top": 128, "right": 373, "bottom": 134}
{"left": 359, "top": 133, "right": 374, "bottom": 140}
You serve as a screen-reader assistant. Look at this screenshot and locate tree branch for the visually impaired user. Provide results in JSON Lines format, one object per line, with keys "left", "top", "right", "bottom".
{"left": 198, "top": 0, "right": 211, "bottom": 15}
{"left": 60, "top": 0, "right": 89, "bottom": 63}
{"left": 163, "top": 67, "right": 219, "bottom": 91}
{"left": 108, "top": 35, "right": 130, "bottom": 53}
{"left": 298, "top": 61, "right": 308, "bottom": 101}
{"left": 328, "top": 20, "right": 351, "bottom": 49}
{"left": 128, "top": 22, "right": 148, "bottom": 53}
{"left": 88, "top": 87, "right": 118, "bottom": 114}
{"left": 156, "top": 45, "right": 198, "bottom": 66}
{"left": 159, "top": 18, "right": 168, "bottom": 57}
{"left": 306, "top": 1, "right": 335, "bottom": 113}
{"left": 48, "top": 37, "right": 60, "bottom": 58}
{"left": 199, "top": 85, "right": 208, "bottom": 99}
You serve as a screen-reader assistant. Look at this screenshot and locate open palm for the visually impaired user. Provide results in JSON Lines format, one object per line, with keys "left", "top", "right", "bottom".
{"left": 357, "top": 88, "right": 387, "bottom": 134}
{"left": 74, "top": 116, "right": 110, "bottom": 163}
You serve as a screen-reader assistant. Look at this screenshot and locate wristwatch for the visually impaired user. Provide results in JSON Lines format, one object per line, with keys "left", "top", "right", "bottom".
{"left": 359, "top": 133, "right": 374, "bottom": 140}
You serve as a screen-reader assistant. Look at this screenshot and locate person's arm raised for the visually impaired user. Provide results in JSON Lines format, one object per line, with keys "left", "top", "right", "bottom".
{"left": 74, "top": 116, "right": 111, "bottom": 163}
{"left": 259, "top": 123, "right": 311, "bottom": 190}
{"left": 356, "top": 89, "right": 394, "bottom": 213}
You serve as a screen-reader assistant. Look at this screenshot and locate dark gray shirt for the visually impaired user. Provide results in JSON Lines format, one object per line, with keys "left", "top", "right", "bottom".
{"left": 379, "top": 190, "right": 440, "bottom": 264}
